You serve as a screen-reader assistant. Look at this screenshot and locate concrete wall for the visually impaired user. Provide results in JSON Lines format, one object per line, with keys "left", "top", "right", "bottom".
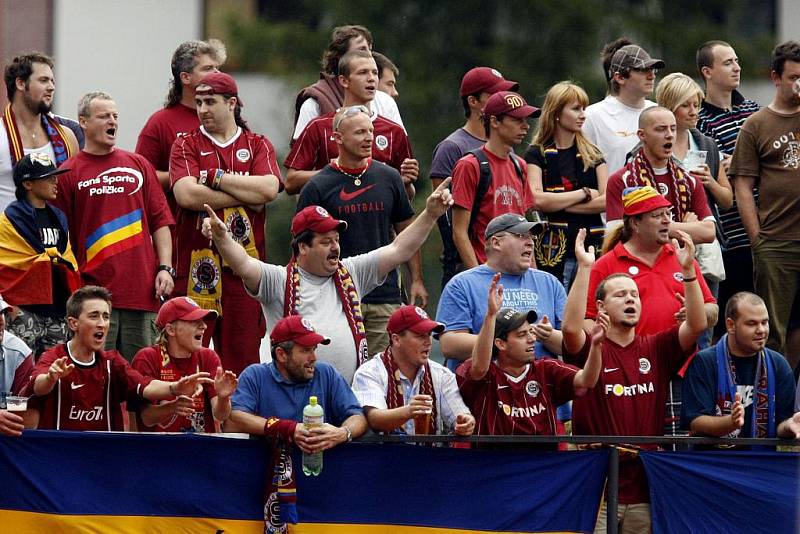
{"left": 53, "top": 0, "right": 203, "bottom": 150}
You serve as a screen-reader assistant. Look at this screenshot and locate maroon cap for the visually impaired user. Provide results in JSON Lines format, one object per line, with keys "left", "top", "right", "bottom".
{"left": 270, "top": 315, "right": 331, "bottom": 346}
{"left": 291, "top": 205, "right": 348, "bottom": 236}
{"left": 196, "top": 72, "right": 243, "bottom": 106}
{"left": 460, "top": 67, "right": 519, "bottom": 97}
{"left": 156, "top": 296, "right": 217, "bottom": 329}
{"left": 482, "top": 91, "right": 540, "bottom": 119}
{"left": 387, "top": 306, "right": 445, "bottom": 336}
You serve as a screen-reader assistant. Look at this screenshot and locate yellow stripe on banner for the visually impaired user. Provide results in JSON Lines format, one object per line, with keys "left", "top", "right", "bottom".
{"left": 85, "top": 220, "right": 143, "bottom": 264}
{"left": 291, "top": 523, "right": 580, "bottom": 534}
{"left": 0, "top": 509, "right": 263, "bottom": 534}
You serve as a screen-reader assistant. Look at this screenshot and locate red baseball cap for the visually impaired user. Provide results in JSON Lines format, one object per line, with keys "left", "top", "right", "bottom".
{"left": 270, "top": 315, "right": 331, "bottom": 346}
{"left": 156, "top": 297, "right": 217, "bottom": 329}
{"left": 196, "top": 72, "right": 243, "bottom": 106}
{"left": 482, "top": 91, "right": 540, "bottom": 119}
{"left": 291, "top": 206, "right": 348, "bottom": 236}
{"left": 387, "top": 306, "right": 445, "bottom": 336}
{"left": 460, "top": 67, "right": 519, "bottom": 97}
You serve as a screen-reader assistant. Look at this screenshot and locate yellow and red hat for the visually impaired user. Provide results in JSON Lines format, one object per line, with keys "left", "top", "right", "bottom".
{"left": 622, "top": 186, "right": 672, "bottom": 216}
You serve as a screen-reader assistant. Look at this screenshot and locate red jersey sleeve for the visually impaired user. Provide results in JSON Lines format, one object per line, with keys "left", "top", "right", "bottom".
{"left": 283, "top": 120, "right": 322, "bottom": 171}
{"left": 651, "top": 326, "right": 693, "bottom": 377}
{"left": 540, "top": 358, "right": 579, "bottom": 405}
{"left": 139, "top": 155, "right": 174, "bottom": 231}
{"left": 451, "top": 155, "right": 481, "bottom": 210}
{"left": 605, "top": 168, "right": 626, "bottom": 222}
{"left": 688, "top": 177, "right": 713, "bottom": 219}
{"left": 135, "top": 118, "right": 164, "bottom": 170}
{"left": 169, "top": 135, "right": 200, "bottom": 188}
{"left": 200, "top": 349, "right": 222, "bottom": 399}
{"left": 252, "top": 135, "right": 284, "bottom": 190}
{"left": 454, "top": 359, "right": 487, "bottom": 405}
{"left": 585, "top": 259, "right": 610, "bottom": 320}
{"left": 390, "top": 128, "right": 414, "bottom": 171}
{"left": 11, "top": 354, "right": 34, "bottom": 396}
{"left": 562, "top": 334, "right": 591, "bottom": 367}
{"left": 111, "top": 352, "right": 154, "bottom": 400}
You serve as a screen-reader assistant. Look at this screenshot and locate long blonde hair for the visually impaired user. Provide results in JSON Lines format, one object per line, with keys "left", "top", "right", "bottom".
{"left": 532, "top": 81, "right": 604, "bottom": 170}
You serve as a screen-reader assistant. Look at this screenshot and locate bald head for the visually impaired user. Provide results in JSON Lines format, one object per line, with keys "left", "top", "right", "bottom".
{"left": 725, "top": 292, "right": 767, "bottom": 321}
{"left": 638, "top": 106, "right": 673, "bottom": 129}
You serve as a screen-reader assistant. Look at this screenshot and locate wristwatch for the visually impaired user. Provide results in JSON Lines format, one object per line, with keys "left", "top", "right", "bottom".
{"left": 157, "top": 264, "right": 177, "bottom": 277}
{"left": 343, "top": 426, "right": 353, "bottom": 442}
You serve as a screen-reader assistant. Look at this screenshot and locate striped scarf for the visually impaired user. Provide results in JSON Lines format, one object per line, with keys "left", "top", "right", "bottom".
{"left": 626, "top": 149, "right": 692, "bottom": 221}
{"left": 284, "top": 259, "right": 369, "bottom": 368}
{"left": 380, "top": 347, "right": 438, "bottom": 434}
{"left": 2, "top": 104, "right": 73, "bottom": 166}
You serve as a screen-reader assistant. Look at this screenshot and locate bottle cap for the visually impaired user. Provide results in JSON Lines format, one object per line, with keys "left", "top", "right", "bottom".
{"left": 309, "top": 396, "right": 318, "bottom": 405}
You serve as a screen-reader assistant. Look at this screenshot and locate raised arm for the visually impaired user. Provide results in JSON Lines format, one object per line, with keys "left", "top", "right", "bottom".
{"left": 562, "top": 229, "right": 594, "bottom": 353}
{"left": 377, "top": 178, "right": 453, "bottom": 278}
{"left": 469, "top": 273, "right": 503, "bottom": 381}
{"left": 201, "top": 204, "right": 264, "bottom": 293}
{"left": 674, "top": 230, "right": 707, "bottom": 351}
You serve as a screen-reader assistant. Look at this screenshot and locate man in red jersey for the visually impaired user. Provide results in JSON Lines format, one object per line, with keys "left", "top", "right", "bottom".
{"left": 284, "top": 49, "right": 417, "bottom": 198}
{"left": 27, "top": 286, "right": 213, "bottom": 432}
{"left": 132, "top": 296, "right": 237, "bottom": 433}
{"left": 53, "top": 91, "right": 175, "bottom": 362}
{"left": 170, "top": 72, "right": 281, "bottom": 375}
{"left": 450, "top": 91, "right": 539, "bottom": 267}
{"left": 563, "top": 221, "right": 707, "bottom": 533}
{"left": 457, "top": 270, "right": 603, "bottom": 445}
{"left": 136, "top": 39, "right": 226, "bottom": 213}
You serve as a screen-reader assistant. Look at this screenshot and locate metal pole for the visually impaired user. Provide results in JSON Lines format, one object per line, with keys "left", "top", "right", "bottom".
{"left": 607, "top": 446, "right": 619, "bottom": 534}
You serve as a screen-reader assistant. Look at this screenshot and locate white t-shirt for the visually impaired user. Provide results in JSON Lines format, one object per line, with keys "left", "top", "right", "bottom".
{"left": 250, "top": 250, "right": 385, "bottom": 384}
{"left": 293, "top": 90, "right": 404, "bottom": 139}
{"left": 0, "top": 135, "right": 56, "bottom": 213}
{"left": 583, "top": 95, "right": 656, "bottom": 175}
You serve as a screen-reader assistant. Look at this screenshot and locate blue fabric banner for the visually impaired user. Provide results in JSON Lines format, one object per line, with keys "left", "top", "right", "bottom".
{"left": 640, "top": 450, "right": 800, "bottom": 534}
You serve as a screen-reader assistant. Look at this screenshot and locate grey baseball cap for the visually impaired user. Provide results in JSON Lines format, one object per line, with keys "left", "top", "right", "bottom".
{"left": 484, "top": 213, "right": 543, "bottom": 240}
{"left": 494, "top": 307, "right": 538, "bottom": 340}
{"left": 609, "top": 45, "right": 665, "bottom": 77}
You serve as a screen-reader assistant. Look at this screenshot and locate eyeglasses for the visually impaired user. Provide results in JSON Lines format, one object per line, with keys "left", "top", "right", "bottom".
{"left": 332, "top": 105, "right": 370, "bottom": 131}
{"left": 495, "top": 231, "right": 533, "bottom": 241}
{"left": 648, "top": 208, "right": 673, "bottom": 220}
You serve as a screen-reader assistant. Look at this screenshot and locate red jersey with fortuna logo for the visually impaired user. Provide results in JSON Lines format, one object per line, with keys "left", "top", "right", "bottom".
{"left": 456, "top": 358, "right": 577, "bottom": 436}
{"left": 169, "top": 126, "right": 281, "bottom": 282}
{"left": 31, "top": 343, "right": 153, "bottom": 431}
{"left": 564, "top": 327, "right": 693, "bottom": 503}
{"left": 54, "top": 149, "right": 174, "bottom": 312}
{"left": 131, "top": 346, "right": 220, "bottom": 433}
{"left": 284, "top": 111, "right": 412, "bottom": 172}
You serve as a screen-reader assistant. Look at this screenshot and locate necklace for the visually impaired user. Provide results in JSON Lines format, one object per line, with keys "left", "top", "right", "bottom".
{"left": 334, "top": 158, "right": 370, "bottom": 186}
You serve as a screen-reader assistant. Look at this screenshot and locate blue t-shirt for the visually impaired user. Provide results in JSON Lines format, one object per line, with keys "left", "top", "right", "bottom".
{"left": 231, "top": 361, "right": 363, "bottom": 425}
{"left": 681, "top": 345, "right": 795, "bottom": 436}
{"left": 436, "top": 265, "right": 567, "bottom": 368}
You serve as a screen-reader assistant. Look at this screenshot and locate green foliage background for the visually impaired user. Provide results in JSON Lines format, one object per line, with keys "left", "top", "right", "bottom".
{"left": 219, "top": 0, "right": 773, "bottom": 316}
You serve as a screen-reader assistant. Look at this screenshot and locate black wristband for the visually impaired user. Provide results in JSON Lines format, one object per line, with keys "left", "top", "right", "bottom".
{"left": 157, "top": 264, "right": 176, "bottom": 277}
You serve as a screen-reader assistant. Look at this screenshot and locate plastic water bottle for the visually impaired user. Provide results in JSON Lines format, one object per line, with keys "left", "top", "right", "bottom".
{"left": 302, "top": 396, "right": 324, "bottom": 476}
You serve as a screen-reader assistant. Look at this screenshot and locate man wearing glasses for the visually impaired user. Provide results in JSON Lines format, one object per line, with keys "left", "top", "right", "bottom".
{"left": 295, "top": 105, "right": 421, "bottom": 354}
{"left": 284, "top": 49, "right": 417, "bottom": 199}
{"left": 583, "top": 43, "right": 665, "bottom": 174}
{"left": 437, "top": 213, "right": 567, "bottom": 372}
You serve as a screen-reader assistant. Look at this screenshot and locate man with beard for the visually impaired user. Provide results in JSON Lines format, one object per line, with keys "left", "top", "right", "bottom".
{"left": 605, "top": 106, "right": 716, "bottom": 245}
{"left": 201, "top": 177, "right": 454, "bottom": 384}
{"left": 170, "top": 72, "right": 281, "bottom": 375}
{"left": 27, "top": 286, "right": 214, "bottom": 431}
{"left": 53, "top": 92, "right": 174, "bottom": 362}
{"left": 563, "top": 221, "right": 707, "bottom": 533}
{"left": 682, "top": 292, "right": 800, "bottom": 440}
{"left": 450, "top": 91, "right": 539, "bottom": 268}
{"left": 226, "top": 314, "right": 366, "bottom": 449}
{"left": 1, "top": 53, "right": 79, "bottom": 211}
{"left": 352, "top": 305, "right": 475, "bottom": 439}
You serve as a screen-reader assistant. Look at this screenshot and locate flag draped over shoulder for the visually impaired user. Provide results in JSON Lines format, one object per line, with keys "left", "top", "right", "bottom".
{"left": 0, "top": 201, "right": 80, "bottom": 305}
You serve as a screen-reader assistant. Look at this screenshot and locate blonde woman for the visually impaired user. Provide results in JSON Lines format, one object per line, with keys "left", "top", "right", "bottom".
{"left": 524, "top": 82, "right": 607, "bottom": 289}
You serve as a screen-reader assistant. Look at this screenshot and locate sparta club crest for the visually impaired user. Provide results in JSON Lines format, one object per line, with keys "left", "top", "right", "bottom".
{"left": 191, "top": 257, "right": 220, "bottom": 292}
{"left": 226, "top": 211, "right": 252, "bottom": 243}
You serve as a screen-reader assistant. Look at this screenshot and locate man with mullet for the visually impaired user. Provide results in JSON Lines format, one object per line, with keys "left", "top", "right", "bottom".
{"left": 2, "top": 53, "right": 79, "bottom": 211}
{"left": 296, "top": 105, "right": 423, "bottom": 354}
{"left": 27, "top": 286, "right": 214, "bottom": 432}
{"left": 564, "top": 192, "right": 708, "bottom": 534}
{"left": 170, "top": 72, "right": 281, "bottom": 375}
{"left": 54, "top": 92, "right": 174, "bottom": 362}
{"left": 285, "top": 49, "right": 417, "bottom": 199}
{"left": 201, "top": 177, "right": 454, "bottom": 384}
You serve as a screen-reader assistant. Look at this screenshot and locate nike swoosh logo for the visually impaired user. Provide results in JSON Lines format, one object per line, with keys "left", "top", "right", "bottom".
{"left": 497, "top": 385, "right": 509, "bottom": 389}
{"left": 200, "top": 150, "right": 213, "bottom": 156}
{"left": 339, "top": 184, "right": 376, "bottom": 201}
{"left": 603, "top": 368, "right": 619, "bottom": 373}
{"left": 70, "top": 383, "right": 85, "bottom": 390}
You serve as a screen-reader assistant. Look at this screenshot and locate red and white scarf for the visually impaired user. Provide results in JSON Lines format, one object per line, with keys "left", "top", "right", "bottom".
{"left": 380, "top": 347, "right": 438, "bottom": 434}
{"left": 625, "top": 149, "right": 692, "bottom": 221}
{"left": 2, "top": 104, "right": 73, "bottom": 166}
